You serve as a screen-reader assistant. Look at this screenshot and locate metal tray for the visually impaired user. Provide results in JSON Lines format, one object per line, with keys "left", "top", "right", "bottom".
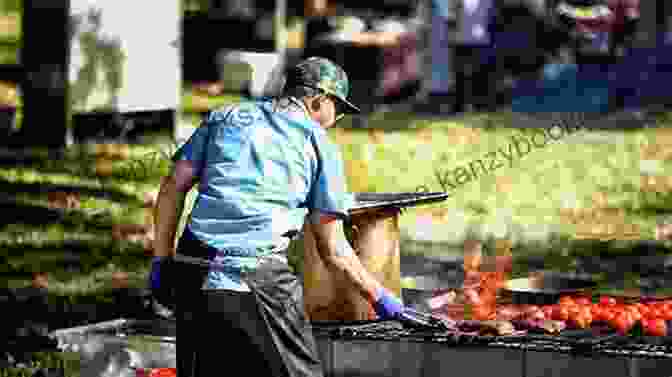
{"left": 502, "top": 273, "right": 597, "bottom": 305}
{"left": 349, "top": 192, "right": 450, "bottom": 214}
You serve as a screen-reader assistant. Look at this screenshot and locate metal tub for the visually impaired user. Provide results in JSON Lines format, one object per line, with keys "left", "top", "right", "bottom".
{"left": 50, "top": 319, "right": 176, "bottom": 377}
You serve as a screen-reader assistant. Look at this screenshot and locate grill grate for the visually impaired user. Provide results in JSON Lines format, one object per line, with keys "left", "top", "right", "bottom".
{"left": 46, "top": 318, "right": 672, "bottom": 360}
{"left": 320, "top": 320, "right": 672, "bottom": 359}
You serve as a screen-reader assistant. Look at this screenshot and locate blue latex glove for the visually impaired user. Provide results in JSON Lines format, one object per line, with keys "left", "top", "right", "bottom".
{"left": 148, "top": 256, "right": 168, "bottom": 292}
{"left": 373, "top": 287, "right": 404, "bottom": 320}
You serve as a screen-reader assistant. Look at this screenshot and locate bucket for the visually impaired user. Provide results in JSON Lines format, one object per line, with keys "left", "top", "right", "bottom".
{"left": 300, "top": 211, "right": 401, "bottom": 321}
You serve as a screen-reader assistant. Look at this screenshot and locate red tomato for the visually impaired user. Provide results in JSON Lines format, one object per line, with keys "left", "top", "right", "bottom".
{"left": 663, "top": 308, "right": 672, "bottom": 321}
{"left": 568, "top": 305, "right": 582, "bottom": 319}
{"left": 573, "top": 315, "right": 587, "bottom": 329}
{"left": 645, "top": 319, "right": 668, "bottom": 337}
{"left": 553, "top": 306, "right": 570, "bottom": 321}
{"left": 600, "top": 296, "right": 617, "bottom": 306}
{"left": 648, "top": 308, "right": 664, "bottom": 320}
{"left": 604, "top": 308, "right": 618, "bottom": 322}
{"left": 611, "top": 312, "right": 634, "bottom": 334}
{"left": 575, "top": 297, "right": 591, "bottom": 306}
{"left": 581, "top": 306, "right": 592, "bottom": 319}
{"left": 628, "top": 307, "right": 642, "bottom": 322}
{"left": 637, "top": 304, "right": 651, "bottom": 317}
{"left": 576, "top": 307, "right": 593, "bottom": 328}
{"left": 143, "top": 369, "right": 177, "bottom": 377}
{"left": 559, "top": 296, "right": 576, "bottom": 306}
{"left": 592, "top": 306, "right": 606, "bottom": 321}
{"left": 542, "top": 305, "right": 555, "bottom": 320}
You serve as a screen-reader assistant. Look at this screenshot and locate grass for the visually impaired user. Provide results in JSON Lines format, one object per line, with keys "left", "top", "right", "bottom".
{"left": 0, "top": 10, "right": 20, "bottom": 65}
{"left": 4, "top": 108, "right": 672, "bottom": 294}
{"left": 1, "top": 0, "right": 672, "bottom": 308}
{"left": 181, "top": 85, "right": 243, "bottom": 113}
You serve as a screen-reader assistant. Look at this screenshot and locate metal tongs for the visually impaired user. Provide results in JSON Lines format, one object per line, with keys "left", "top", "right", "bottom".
{"left": 397, "top": 308, "right": 456, "bottom": 331}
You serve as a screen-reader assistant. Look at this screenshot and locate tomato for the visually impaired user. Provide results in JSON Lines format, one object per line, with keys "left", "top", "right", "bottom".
{"left": 553, "top": 306, "right": 570, "bottom": 321}
{"left": 568, "top": 305, "right": 582, "bottom": 320}
{"left": 581, "top": 306, "right": 592, "bottom": 319}
{"left": 573, "top": 315, "right": 588, "bottom": 329}
{"left": 637, "top": 304, "right": 651, "bottom": 318}
{"left": 600, "top": 296, "right": 617, "bottom": 306}
{"left": 645, "top": 318, "right": 668, "bottom": 337}
{"left": 559, "top": 296, "right": 576, "bottom": 306}
{"left": 611, "top": 312, "right": 634, "bottom": 334}
{"left": 144, "top": 369, "right": 177, "bottom": 377}
{"left": 663, "top": 309, "right": 672, "bottom": 321}
{"left": 574, "top": 307, "right": 593, "bottom": 329}
{"left": 592, "top": 306, "right": 606, "bottom": 321}
{"left": 628, "top": 307, "right": 642, "bottom": 322}
{"left": 575, "top": 297, "right": 591, "bottom": 306}
{"left": 648, "top": 308, "right": 664, "bottom": 320}
{"left": 542, "top": 305, "right": 555, "bottom": 320}
{"left": 602, "top": 308, "right": 617, "bottom": 322}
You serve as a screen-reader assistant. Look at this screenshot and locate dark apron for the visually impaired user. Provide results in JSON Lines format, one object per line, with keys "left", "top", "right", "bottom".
{"left": 174, "top": 228, "right": 324, "bottom": 377}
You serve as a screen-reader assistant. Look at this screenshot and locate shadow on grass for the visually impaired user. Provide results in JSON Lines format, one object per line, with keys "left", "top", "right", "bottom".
{"left": 0, "top": 200, "right": 66, "bottom": 227}
{"left": 0, "top": 196, "right": 128, "bottom": 233}
{"left": 0, "top": 178, "right": 143, "bottom": 205}
{"left": 0, "top": 148, "right": 168, "bottom": 185}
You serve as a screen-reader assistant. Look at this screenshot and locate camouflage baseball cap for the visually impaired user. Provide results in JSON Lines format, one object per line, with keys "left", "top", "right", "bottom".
{"left": 285, "top": 57, "right": 360, "bottom": 114}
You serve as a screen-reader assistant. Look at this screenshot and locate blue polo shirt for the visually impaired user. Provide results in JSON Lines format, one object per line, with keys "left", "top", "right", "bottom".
{"left": 173, "top": 98, "right": 354, "bottom": 290}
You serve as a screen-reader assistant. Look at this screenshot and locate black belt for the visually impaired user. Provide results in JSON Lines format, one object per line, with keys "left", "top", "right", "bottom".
{"left": 174, "top": 227, "right": 296, "bottom": 267}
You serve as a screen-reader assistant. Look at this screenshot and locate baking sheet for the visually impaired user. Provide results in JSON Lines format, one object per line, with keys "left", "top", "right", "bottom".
{"left": 349, "top": 192, "right": 450, "bottom": 214}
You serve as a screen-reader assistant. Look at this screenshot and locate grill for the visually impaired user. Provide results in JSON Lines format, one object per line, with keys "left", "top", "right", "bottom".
{"left": 311, "top": 320, "right": 672, "bottom": 377}
{"left": 38, "top": 318, "right": 672, "bottom": 377}
{"left": 311, "top": 320, "right": 672, "bottom": 360}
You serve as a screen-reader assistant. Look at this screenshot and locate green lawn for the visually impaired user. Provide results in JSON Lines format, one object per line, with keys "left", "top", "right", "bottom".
{"left": 1, "top": 2, "right": 671, "bottom": 299}
{"left": 0, "top": 10, "right": 20, "bottom": 65}
{"left": 4, "top": 110, "right": 672, "bottom": 297}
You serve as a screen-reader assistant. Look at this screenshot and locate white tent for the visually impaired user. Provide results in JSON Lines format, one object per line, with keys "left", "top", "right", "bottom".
{"left": 69, "top": 0, "right": 181, "bottom": 114}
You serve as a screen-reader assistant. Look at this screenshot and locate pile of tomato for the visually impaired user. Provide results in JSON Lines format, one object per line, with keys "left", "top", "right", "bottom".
{"left": 136, "top": 368, "right": 177, "bottom": 377}
{"left": 543, "top": 295, "right": 672, "bottom": 336}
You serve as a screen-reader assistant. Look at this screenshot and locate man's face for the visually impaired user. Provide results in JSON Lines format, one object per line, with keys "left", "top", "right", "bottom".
{"left": 310, "top": 95, "right": 343, "bottom": 129}
{"left": 656, "top": 223, "right": 672, "bottom": 241}
{"left": 306, "top": 0, "right": 329, "bottom": 16}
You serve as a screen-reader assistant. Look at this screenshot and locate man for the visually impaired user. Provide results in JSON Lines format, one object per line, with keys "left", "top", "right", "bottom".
{"left": 149, "top": 57, "right": 407, "bottom": 377}
{"left": 452, "top": 0, "right": 498, "bottom": 113}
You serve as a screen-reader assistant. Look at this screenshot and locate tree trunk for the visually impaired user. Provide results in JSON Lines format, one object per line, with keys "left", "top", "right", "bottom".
{"left": 18, "top": 0, "right": 71, "bottom": 148}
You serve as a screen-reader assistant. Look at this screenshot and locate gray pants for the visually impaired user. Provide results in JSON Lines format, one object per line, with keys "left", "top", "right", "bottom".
{"left": 175, "top": 228, "right": 324, "bottom": 377}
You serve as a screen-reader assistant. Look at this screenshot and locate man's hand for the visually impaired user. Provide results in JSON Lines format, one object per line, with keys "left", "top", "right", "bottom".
{"left": 148, "top": 255, "right": 175, "bottom": 315}
{"left": 372, "top": 287, "right": 404, "bottom": 320}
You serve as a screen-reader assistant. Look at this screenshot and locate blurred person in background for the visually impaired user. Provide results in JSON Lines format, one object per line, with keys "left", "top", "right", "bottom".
{"left": 554, "top": 0, "right": 640, "bottom": 111}
{"left": 656, "top": 217, "right": 672, "bottom": 242}
{"left": 149, "top": 57, "right": 410, "bottom": 377}
{"left": 453, "top": 0, "right": 496, "bottom": 113}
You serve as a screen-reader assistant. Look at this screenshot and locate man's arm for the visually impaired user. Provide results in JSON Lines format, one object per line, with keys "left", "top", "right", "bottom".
{"left": 153, "top": 160, "right": 198, "bottom": 257}
{"left": 307, "top": 212, "right": 384, "bottom": 303}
